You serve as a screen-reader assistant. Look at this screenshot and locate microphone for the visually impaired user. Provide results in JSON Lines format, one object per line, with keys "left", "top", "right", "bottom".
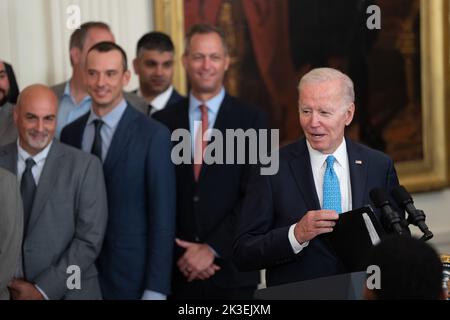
{"left": 392, "top": 185, "right": 433, "bottom": 241}
{"left": 369, "top": 188, "right": 405, "bottom": 235}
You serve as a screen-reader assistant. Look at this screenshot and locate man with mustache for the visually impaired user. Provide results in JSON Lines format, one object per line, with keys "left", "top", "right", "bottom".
{"left": 129, "top": 31, "right": 184, "bottom": 116}
{"left": 0, "top": 60, "right": 19, "bottom": 146}
{"left": 0, "top": 84, "right": 108, "bottom": 299}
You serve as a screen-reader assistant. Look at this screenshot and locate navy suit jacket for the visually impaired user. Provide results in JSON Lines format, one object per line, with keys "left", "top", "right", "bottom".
{"left": 233, "top": 137, "right": 400, "bottom": 287}
{"left": 166, "top": 89, "right": 184, "bottom": 107}
{"left": 61, "top": 104, "right": 176, "bottom": 299}
{"left": 153, "top": 93, "right": 268, "bottom": 292}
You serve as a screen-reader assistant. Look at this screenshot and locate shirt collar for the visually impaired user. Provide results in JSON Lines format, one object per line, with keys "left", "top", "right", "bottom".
{"left": 87, "top": 99, "right": 127, "bottom": 129}
{"left": 307, "top": 138, "right": 347, "bottom": 170}
{"left": 63, "top": 81, "right": 91, "bottom": 104}
{"left": 188, "top": 87, "right": 225, "bottom": 115}
{"left": 137, "top": 86, "right": 174, "bottom": 112}
{"left": 17, "top": 139, "right": 53, "bottom": 164}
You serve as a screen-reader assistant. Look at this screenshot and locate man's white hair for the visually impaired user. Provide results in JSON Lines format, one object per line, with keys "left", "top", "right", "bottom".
{"left": 298, "top": 68, "right": 355, "bottom": 109}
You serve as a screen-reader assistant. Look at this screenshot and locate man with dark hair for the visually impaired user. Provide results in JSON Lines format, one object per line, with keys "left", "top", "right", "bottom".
{"left": 61, "top": 41, "right": 176, "bottom": 300}
{"left": 0, "top": 60, "right": 19, "bottom": 146}
{"left": 51, "top": 21, "right": 114, "bottom": 137}
{"left": 154, "top": 24, "right": 267, "bottom": 300}
{"left": 364, "top": 236, "right": 445, "bottom": 300}
{"left": 127, "top": 31, "right": 183, "bottom": 116}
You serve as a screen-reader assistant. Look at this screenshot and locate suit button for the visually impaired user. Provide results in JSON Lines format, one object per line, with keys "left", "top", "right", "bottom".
{"left": 193, "top": 196, "right": 200, "bottom": 202}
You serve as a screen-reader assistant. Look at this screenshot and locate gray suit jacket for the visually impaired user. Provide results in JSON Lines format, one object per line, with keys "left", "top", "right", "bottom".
{"left": 0, "top": 102, "right": 18, "bottom": 147}
{"left": 0, "top": 167, "right": 23, "bottom": 300}
{"left": 0, "top": 140, "right": 108, "bottom": 300}
{"left": 123, "top": 91, "right": 148, "bottom": 115}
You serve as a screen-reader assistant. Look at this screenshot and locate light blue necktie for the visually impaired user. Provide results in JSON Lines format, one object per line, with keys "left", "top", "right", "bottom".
{"left": 323, "top": 155, "right": 341, "bottom": 213}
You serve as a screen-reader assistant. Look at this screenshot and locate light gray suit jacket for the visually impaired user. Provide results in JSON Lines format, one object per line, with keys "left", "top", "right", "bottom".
{"left": 123, "top": 91, "right": 148, "bottom": 115}
{"left": 0, "top": 102, "right": 18, "bottom": 147}
{"left": 0, "top": 140, "right": 108, "bottom": 300}
{"left": 0, "top": 167, "right": 23, "bottom": 300}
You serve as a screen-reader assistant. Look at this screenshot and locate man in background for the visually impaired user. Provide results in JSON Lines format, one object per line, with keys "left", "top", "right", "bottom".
{"left": 0, "top": 60, "right": 19, "bottom": 146}
{"left": 154, "top": 24, "right": 267, "bottom": 300}
{"left": 127, "top": 31, "right": 183, "bottom": 116}
{"left": 52, "top": 21, "right": 114, "bottom": 137}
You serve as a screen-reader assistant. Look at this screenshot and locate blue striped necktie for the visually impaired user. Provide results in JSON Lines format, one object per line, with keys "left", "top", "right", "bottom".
{"left": 323, "top": 155, "right": 341, "bottom": 213}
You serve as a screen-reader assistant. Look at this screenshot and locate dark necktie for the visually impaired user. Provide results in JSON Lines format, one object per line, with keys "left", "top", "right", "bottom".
{"left": 21, "top": 158, "right": 36, "bottom": 230}
{"left": 193, "top": 105, "right": 209, "bottom": 181}
{"left": 91, "top": 119, "right": 104, "bottom": 160}
{"left": 148, "top": 104, "right": 154, "bottom": 116}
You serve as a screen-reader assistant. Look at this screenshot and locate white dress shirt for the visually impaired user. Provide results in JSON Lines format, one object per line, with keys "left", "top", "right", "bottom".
{"left": 137, "top": 85, "right": 174, "bottom": 115}
{"left": 288, "top": 138, "right": 352, "bottom": 254}
{"left": 15, "top": 139, "right": 53, "bottom": 299}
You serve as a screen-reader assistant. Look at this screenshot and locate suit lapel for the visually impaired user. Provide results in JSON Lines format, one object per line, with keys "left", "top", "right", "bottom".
{"left": 27, "top": 141, "right": 64, "bottom": 235}
{"left": 103, "top": 105, "right": 135, "bottom": 174}
{"left": 289, "top": 139, "right": 321, "bottom": 210}
{"left": 346, "top": 138, "right": 368, "bottom": 209}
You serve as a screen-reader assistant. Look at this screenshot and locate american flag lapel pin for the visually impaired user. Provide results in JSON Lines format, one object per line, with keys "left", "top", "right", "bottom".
{"left": 355, "top": 160, "right": 363, "bottom": 165}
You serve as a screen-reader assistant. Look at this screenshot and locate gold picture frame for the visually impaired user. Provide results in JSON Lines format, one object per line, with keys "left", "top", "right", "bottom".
{"left": 154, "top": 0, "right": 450, "bottom": 193}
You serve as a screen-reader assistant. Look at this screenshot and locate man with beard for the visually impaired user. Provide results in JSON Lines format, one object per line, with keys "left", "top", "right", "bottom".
{"left": 127, "top": 31, "right": 184, "bottom": 116}
{"left": 0, "top": 84, "right": 108, "bottom": 299}
{"left": 0, "top": 60, "right": 19, "bottom": 146}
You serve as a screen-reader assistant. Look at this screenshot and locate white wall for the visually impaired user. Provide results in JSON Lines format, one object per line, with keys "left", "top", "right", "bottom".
{"left": 412, "top": 189, "right": 450, "bottom": 254}
{"left": 0, "top": 0, "right": 153, "bottom": 91}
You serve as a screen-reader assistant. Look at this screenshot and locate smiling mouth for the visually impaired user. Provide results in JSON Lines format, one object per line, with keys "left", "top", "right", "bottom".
{"left": 310, "top": 133, "right": 326, "bottom": 139}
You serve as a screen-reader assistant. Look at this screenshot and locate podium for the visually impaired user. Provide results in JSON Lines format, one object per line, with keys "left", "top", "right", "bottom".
{"left": 254, "top": 272, "right": 367, "bottom": 300}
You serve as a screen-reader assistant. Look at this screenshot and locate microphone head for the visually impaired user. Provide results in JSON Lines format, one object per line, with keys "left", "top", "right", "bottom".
{"left": 392, "top": 185, "right": 413, "bottom": 207}
{"left": 369, "top": 188, "right": 390, "bottom": 208}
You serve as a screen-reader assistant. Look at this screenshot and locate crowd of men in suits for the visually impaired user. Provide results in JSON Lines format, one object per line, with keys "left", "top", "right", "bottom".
{"left": 0, "top": 21, "right": 445, "bottom": 300}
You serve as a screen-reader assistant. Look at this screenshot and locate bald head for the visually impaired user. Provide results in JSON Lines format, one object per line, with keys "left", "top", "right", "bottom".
{"left": 15, "top": 85, "right": 58, "bottom": 155}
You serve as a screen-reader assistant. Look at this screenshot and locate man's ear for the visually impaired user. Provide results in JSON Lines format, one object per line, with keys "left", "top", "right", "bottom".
{"left": 122, "top": 70, "right": 131, "bottom": 87}
{"left": 224, "top": 54, "right": 230, "bottom": 72}
{"left": 132, "top": 58, "right": 139, "bottom": 75}
{"left": 70, "top": 47, "right": 81, "bottom": 66}
{"left": 345, "top": 103, "right": 355, "bottom": 126}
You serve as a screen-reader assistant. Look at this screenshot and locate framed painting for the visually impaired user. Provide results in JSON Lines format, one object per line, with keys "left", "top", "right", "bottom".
{"left": 154, "top": 0, "right": 450, "bottom": 192}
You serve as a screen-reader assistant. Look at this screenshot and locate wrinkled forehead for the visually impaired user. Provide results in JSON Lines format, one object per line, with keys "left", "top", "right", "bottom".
{"left": 300, "top": 80, "right": 344, "bottom": 102}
